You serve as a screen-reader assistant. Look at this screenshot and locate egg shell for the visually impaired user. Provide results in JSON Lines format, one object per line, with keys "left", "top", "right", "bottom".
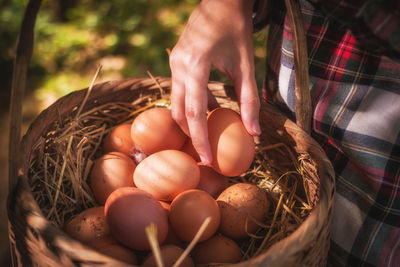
{"left": 131, "top": 107, "right": 186, "bottom": 155}
{"left": 103, "top": 123, "right": 135, "bottom": 156}
{"left": 90, "top": 234, "right": 118, "bottom": 250}
{"left": 217, "top": 183, "right": 269, "bottom": 239}
{"left": 142, "top": 245, "right": 195, "bottom": 267}
{"left": 134, "top": 150, "right": 200, "bottom": 201}
{"left": 164, "top": 222, "right": 187, "bottom": 248}
{"left": 90, "top": 152, "right": 136, "bottom": 205}
{"left": 158, "top": 201, "right": 187, "bottom": 247}
{"left": 159, "top": 201, "right": 171, "bottom": 213}
{"left": 196, "top": 165, "right": 229, "bottom": 198}
{"left": 169, "top": 189, "right": 220, "bottom": 242}
{"left": 181, "top": 138, "right": 200, "bottom": 162}
{"left": 95, "top": 242, "right": 138, "bottom": 265}
{"left": 207, "top": 108, "right": 255, "bottom": 177}
{"left": 191, "top": 234, "right": 242, "bottom": 264}
{"left": 64, "top": 206, "right": 111, "bottom": 246}
{"left": 105, "top": 187, "right": 168, "bottom": 251}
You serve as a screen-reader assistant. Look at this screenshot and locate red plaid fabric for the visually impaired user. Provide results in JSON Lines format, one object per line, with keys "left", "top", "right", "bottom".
{"left": 255, "top": 0, "right": 400, "bottom": 266}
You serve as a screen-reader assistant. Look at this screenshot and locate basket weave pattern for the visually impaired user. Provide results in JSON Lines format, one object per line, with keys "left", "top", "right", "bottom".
{"left": 8, "top": 78, "right": 335, "bottom": 266}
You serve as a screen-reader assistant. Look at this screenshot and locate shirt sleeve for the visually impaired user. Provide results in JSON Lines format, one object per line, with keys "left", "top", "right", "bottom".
{"left": 314, "top": 0, "right": 400, "bottom": 59}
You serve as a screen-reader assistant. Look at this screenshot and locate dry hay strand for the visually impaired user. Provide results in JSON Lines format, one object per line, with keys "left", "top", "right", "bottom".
{"left": 28, "top": 91, "right": 169, "bottom": 227}
{"left": 231, "top": 142, "right": 317, "bottom": 261}
{"left": 27, "top": 79, "right": 317, "bottom": 263}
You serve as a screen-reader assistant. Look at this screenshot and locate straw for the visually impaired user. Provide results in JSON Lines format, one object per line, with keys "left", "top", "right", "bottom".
{"left": 145, "top": 223, "right": 164, "bottom": 267}
{"left": 27, "top": 78, "right": 317, "bottom": 261}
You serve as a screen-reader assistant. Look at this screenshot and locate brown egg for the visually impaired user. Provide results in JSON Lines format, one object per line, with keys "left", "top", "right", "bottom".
{"left": 131, "top": 107, "right": 186, "bottom": 155}
{"left": 103, "top": 123, "right": 135, "bottom": 156}
{"left": 90, "top": 234, "right": 118, "bottom": 250}
{"left": 158, "top": 201, "right": 187, "bottom": 247}
{"left": 142, "top": 245, "right": 194, "bottom": 267}
{"left": 169, "top": 189, "right": 220, "bottom": 242}
{"left": 134, "top": 150, "right": 200, "bottom": 201}
{"left": 191, "top": 234, "right": 242, "bottom": 264}
{"left": 196, "top": 165, "right": 229, "bottom": 198}
{"left": 217, "top": 183, "right": 269, "bottom": 239}
{"left": 90, "top": 152, "right": 136, "bottom": 205}
{"left": 164, "top": 222, "right": 187, "bottom": 248}
{"left": 94, "top": 239, "right": 138, "bottom": 265}
{"left": 181, "top": 138, "right": 200, "bottom": 162}
{"left": 64, "top": 206, "right": 111, "bottom": 246}
{"left": 207, "top": 108, "right": 255, "bottom": 177}
{"left": 159, "top": 201, "right": 171, "bottom": 214}
{"left": 105, "top": 187, "right": 168, "bottom": 251}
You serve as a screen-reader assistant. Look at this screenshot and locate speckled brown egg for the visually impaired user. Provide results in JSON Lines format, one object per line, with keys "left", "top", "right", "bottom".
{"left": 217, "top": 183, "right": 269, "bottom": 239}
{"left": 64, "top": 206, "right": 111, "bottom": 246}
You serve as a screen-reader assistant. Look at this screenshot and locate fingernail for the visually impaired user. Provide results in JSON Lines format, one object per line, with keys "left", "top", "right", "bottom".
{"left": 252, "top": 119, "right": 261, "bottom": 135}
{"left": 200, "top": 154, "right": 212, "bottom": 166}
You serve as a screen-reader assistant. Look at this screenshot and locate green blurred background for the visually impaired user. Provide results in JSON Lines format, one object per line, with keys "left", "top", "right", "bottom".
{"left": 0, "top": 0, "right": 267, "bottom": 264}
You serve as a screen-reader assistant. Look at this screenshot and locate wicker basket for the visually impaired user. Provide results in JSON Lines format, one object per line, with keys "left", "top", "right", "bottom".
{"left": 7, "top": 0, "right": 335, "bottom": 266}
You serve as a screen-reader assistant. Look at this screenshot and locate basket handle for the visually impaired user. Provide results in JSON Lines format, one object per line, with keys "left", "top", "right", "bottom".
{"left": 284, "top": 0, "right": 312, "bottom": 134}
{"left": 8, "top": 0, "right": 42, "bottom": 193}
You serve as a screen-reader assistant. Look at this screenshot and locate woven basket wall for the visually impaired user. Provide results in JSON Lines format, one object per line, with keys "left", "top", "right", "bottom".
{"left": 8, "top": 77, "right": 335, "bottom": 266}
{"left": 7, "top": 0, "right": 335, "bottom": 266}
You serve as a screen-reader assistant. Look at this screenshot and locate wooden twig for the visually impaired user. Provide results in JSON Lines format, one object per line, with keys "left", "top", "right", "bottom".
{"left": 8, "top": 0, "right": 42, "bottom": 193}
{"left": 173, "top": 217, "right": 211, "bottom": 267}
{"left": 146, "top": 223, "right": 164, "bottom": 267}
{"left": 76, "top": 65, "right": 102, "bottom": 118}
{"left": 284, "top": 0, "right": 311, "bottom": 134}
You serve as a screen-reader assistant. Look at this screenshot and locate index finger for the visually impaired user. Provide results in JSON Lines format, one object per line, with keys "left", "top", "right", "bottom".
{"left": 185, "top": 65, "right": 212, "bottom": 165}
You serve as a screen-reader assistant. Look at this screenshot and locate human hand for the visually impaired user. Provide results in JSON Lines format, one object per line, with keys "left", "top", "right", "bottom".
{"left": 169, "top": 0, "right": 261, "bottom": 165}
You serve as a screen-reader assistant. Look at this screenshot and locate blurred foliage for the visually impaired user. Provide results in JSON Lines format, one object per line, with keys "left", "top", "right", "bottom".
{"left": 0, "top": 0, "right": 267, "bottom": 112}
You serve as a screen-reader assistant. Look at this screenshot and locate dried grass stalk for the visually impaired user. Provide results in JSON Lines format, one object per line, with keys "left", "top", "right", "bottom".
{"left": 29, "top": 98, "right": 169, "bottom": 226}
{"left": 28, "top": 92, "right": 316, "bottom": 262}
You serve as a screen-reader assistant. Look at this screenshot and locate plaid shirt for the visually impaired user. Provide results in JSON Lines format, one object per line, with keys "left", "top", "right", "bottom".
{"left": 256, "top": 0, "right": 400, "bottom": 266}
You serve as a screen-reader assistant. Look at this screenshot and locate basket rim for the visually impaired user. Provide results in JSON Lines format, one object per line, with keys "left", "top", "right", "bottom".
{"left": 8, "top": 77, "right": 335, "bottom": 266}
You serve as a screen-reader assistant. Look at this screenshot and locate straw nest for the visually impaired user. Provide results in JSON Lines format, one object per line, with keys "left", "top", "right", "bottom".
{"left": 27, "top": 76, "right": 318, "bottom": 263}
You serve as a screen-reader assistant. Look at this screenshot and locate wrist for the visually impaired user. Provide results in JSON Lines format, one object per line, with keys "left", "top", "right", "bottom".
{"left": 201, "top": 0, "right": 256, "bottom": 12}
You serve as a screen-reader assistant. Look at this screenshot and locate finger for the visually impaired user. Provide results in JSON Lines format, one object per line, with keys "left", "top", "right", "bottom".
{"left": 171, "top": 76, "right": 189, "bottom": 136}
{"left": 170, "top": 53, "right": 190, "bottom": 136}
{"left": 185, "top": 64, "right": 213, "bottom": 165}
{"left": 234, "top": 67, "right": 261, "bottom": 136}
